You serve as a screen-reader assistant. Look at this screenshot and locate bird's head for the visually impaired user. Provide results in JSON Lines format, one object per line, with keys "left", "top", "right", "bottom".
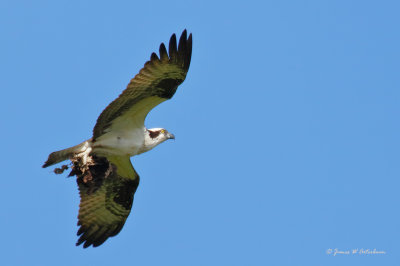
{"left": 148, "top": 128, "right": 175, "bottom": 141}
{"left": 143, "top": 128, "right": 175, "bottom": 153}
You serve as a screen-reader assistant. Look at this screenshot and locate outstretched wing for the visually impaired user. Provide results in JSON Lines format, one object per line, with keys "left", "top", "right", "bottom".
{"left": 92, "top": 30, "right": 192, "bottom": 140}
{"left": 72, "top": 155, "right": 139, "bottom": 248}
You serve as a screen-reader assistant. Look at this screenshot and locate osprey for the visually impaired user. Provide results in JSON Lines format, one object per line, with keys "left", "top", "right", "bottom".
{"left": 43, "top": 30, "right": 192, "bottom": 248}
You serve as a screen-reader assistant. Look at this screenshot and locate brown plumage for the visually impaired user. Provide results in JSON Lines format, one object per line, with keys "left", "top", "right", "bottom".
{"left": 71, "top": 155, "right": 139, "bottom": 248}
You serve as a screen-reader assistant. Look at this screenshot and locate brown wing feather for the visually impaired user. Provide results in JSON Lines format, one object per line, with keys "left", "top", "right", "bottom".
{"left": 92, "top": 30, "right": 192, "bottom": 140}
{"left": 71, "top": 155, "right": 139, "bottom": 248}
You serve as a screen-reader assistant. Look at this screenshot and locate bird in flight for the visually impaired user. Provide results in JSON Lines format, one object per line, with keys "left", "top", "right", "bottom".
{"left": 43, "top": 30, "right": 192, "bottom": 248}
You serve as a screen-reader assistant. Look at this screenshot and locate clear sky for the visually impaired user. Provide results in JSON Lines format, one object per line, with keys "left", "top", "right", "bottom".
{"left": 1, "top": 0, "right": 399, "bottom": 265}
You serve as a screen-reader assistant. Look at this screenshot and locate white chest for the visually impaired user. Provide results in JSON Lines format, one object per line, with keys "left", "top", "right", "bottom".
{"left": 92, "top": 127, "right": 146, "bottom": 156}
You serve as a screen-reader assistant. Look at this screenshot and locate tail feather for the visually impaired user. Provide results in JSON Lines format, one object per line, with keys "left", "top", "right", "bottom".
{"left": 43, "top": 141, "right": 89, "bottom": 168}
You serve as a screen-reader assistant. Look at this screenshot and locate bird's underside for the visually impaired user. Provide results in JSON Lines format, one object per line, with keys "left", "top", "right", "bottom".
{"left": 43, "top": 30, "right": 192, "bottom": 248}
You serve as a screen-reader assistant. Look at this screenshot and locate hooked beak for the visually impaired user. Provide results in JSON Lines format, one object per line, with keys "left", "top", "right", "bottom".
{"left": 167, "top": 132, "right": 175, "bottom": 140}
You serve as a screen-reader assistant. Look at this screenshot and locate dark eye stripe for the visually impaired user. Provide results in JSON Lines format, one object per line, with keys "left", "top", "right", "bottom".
{"left": 149, "top": 130, "right": 161, "bottom": 139}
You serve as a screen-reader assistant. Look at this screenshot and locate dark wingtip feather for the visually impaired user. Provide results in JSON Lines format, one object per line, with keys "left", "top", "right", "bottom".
{"left": 178, "top": 29, "right": 187, "bottom": 52}
{"left": 75, "top": 222, "right": 126, "bottom": 248}
{"left": 92, "top": 230, "right": 110, "bottom": 247}
{"left": 159, "top": 43, "right": 168, "bottom": 61}
{"left": 77, "top": 226, "right": 85, "bottom": 236}
{"left": 168, "top": 33, "right": 178, "bottom": 61}
{"left": 150, "top": 52, "right": 159, "bottom": 61}
{"left": 164, "top": 30, "right": 193, "bottom": 71}
{"left": 76, "top": 228, "right": 94, "bottom": 248}
{"left": 83, "top": 241, "right": 92, "bottom": 248}
{"left": 76, "top": 237, "right": 84, "bottom": 247}
{"left": 177, "top": 30, "right": 187, "bottom": 65}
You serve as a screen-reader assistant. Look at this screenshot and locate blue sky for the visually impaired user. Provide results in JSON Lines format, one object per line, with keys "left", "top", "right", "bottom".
{"left": 1, "top": 0, "right": 399, "bottom": 265}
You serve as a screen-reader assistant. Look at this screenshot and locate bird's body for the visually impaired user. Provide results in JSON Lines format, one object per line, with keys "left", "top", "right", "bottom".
{"left": 43, "top": 30, "right": 192, "bottom": 248}
{"left": 93, "top": 126, "right": 146, "bottom": 156}
{"left": 93, "top": 96, "right": 167, "bottom": 156}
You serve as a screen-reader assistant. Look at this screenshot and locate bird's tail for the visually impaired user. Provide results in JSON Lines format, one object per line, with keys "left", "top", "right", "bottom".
{"left": 42, "top": 140, "right": 90, "bottom": 168}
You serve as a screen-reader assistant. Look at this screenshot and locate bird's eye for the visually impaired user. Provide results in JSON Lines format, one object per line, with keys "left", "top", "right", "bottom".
{"left": 161, "top": 129, "right": 165, "bottom": 133}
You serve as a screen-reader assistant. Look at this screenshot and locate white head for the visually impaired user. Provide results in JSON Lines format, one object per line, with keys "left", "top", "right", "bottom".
{"left": 141, "top": 128, "right": 175, "bottom": 153}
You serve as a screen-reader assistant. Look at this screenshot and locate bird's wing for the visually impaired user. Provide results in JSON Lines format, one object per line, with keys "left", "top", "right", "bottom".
{"left": 92, "top": 30, "right": 192, "bottom": 140}
{"left": 71, "top": 155, "right": 139, "bottom": 248}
